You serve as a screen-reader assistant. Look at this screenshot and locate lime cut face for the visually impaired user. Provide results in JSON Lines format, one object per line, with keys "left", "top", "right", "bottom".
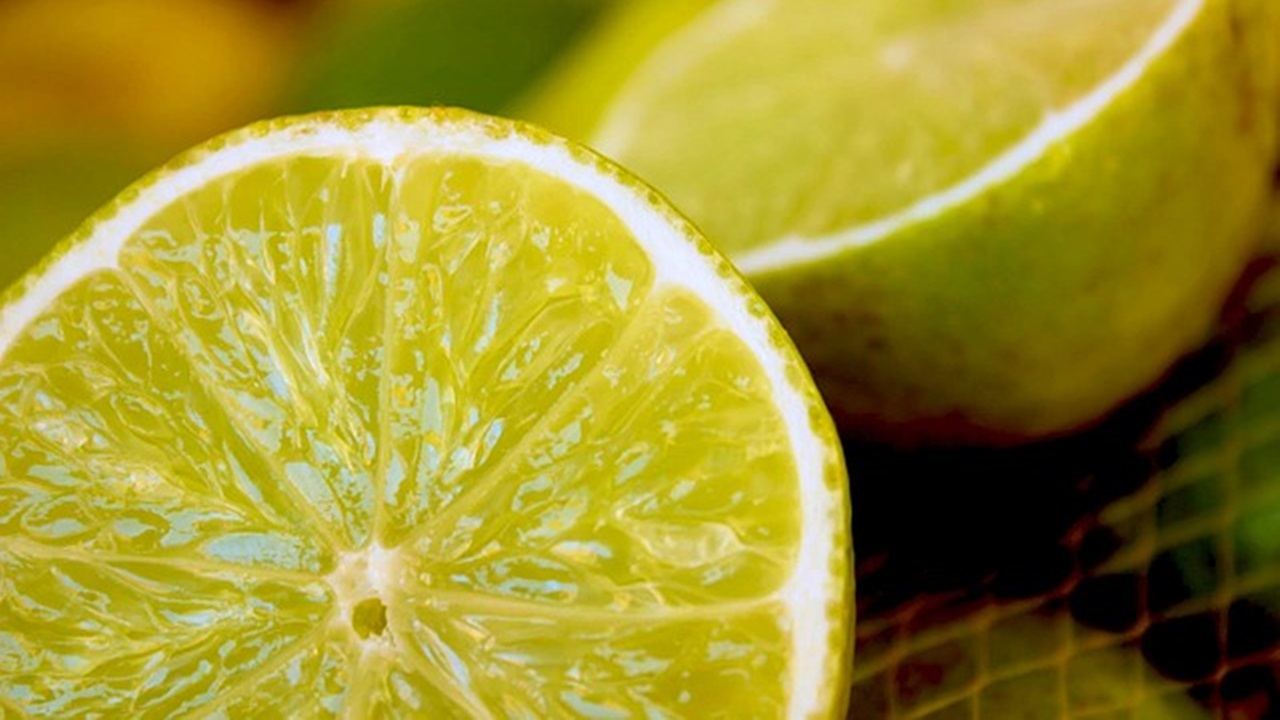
{"left": 0, "top": 109, "right": 851, "bottom": 718}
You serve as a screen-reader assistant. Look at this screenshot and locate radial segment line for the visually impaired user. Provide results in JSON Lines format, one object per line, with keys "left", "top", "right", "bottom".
{"left": 117, "top": 270, "right": 351, "bottom": 554}
{"left": 6, "top": 344, "right": 291, "bottom": 539}
{"left": 411, "top": 589, "right": 780, "bottom": 623}
{"left": 0, "top": 537, "right": 322, "bottom": 585}
{"left": 338, "top": 657, "right": 377, "bottom": 720}
{"left": 388, "top": 614, "right": 498, "bottom": 720}
{"left": 396, "top": 292, "right": 664, "bottom": 550}
{"left": 370, "top": 172, "right": 401, "bottom": 545}
{"left": 186, "top": 621, "right": 333, "bottom": 720}
{"left": 1, "top": 396, "right": 288, "bottom": 542}
{"left": 347, "top": 277, "right": 391, "bottom": 547}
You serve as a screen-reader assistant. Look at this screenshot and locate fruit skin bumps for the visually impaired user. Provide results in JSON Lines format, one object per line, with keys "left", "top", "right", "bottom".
{"left": 759, "top": 0, "right": 1280, "bottom": 445}
{"left": 527, "top": 0, "right": 1280, "bottom": 445}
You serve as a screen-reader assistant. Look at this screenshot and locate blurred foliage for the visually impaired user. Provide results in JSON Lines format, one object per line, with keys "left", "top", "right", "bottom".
{"left": 0, "top": 0, "right": 608, "bottom": 292}
{"left": 286, "top": 0, "right": 609, "bottom": 115}
{"left": 0, "top": 0, "right": 296, "bottom": 150}
{"left": 0, "top": 144, "right": 153, "bottom": 290}
{"left": 514, "top": 0, "right": 718, "bottom": 141}
{"left": 0, "top": 0, "right": 303, "bottom": 291}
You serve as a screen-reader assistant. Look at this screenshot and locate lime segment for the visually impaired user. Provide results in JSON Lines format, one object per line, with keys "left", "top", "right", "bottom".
{"left": 0, "top": 108, "right": 851, "bottom": 718}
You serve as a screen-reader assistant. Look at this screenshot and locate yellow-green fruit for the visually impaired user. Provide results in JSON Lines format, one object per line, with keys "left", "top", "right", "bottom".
{"left": 0, "top": 108, "right": 852, "bottom": 718}
{"left": 850, "top": 610, "right": 1207, "bottom": 718}
{"left": 523, "top": 0, "right": 1280, "bottom": 444}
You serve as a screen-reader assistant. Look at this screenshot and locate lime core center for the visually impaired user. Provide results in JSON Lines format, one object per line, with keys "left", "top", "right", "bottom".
{"left": 327, "top": 545, "right": 402, "bottom": 647}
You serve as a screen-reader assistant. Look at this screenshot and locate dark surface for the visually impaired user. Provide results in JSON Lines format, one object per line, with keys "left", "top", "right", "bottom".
{"left": 847, "top": 256, "right": 1280, "bottom": 717}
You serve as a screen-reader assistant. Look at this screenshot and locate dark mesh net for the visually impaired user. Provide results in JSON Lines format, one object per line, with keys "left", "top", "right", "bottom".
{"left": 846, "top": 229, "right": 1280, "bottom": 718}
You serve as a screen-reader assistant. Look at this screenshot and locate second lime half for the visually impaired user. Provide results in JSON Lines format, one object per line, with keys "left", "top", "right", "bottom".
{"left": 525, "top": 0, "right": 1280, "bottom": 444}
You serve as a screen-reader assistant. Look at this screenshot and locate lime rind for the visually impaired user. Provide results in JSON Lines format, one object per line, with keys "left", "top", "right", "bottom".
{"left": 0, "top": 107, "right": 852, "bottom": 718}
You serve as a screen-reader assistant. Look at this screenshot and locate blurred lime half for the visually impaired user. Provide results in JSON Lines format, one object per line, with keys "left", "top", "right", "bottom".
{"left": 525, "top": 0, "right": 1280, "bottom": 444}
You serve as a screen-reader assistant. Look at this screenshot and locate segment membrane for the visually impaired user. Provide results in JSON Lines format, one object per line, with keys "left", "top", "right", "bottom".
{"left": 121, "top": 158, "right": 392, "bottom": 551}
{"left": 378, "top": 155, "right": 655, "bottom": 547}
{"left": 0, "top": 149, "right": 802, "bottom": 716}
{"left": 0, "top": 548, "right": 330, "bottom": 717}
{"left": 396, "top": 598, "right": 791, "bottom": 718}
{"left": 405, "top": 289, "right": 800, "bottom": 610}
{"left": 0, "top": 276, "right": 329, "bottom": 573}
{"left": 204, "top": 636, "right": 358, "bottom": 719}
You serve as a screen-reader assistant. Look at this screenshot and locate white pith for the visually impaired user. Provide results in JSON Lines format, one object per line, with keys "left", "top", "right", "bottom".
{"left": 328, "top": 544, "right": 401, "bottom": 651}
{"left": 0, "top": 112, "right": 845, "bottom": 719}
{"left": 592, "top": 0, "right": 1203, "bottom": 274}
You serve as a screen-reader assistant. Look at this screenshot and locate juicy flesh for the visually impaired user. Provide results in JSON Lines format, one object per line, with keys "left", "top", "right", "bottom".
{"left": 0, "top": 155, "right": 802, "bottom": 716}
